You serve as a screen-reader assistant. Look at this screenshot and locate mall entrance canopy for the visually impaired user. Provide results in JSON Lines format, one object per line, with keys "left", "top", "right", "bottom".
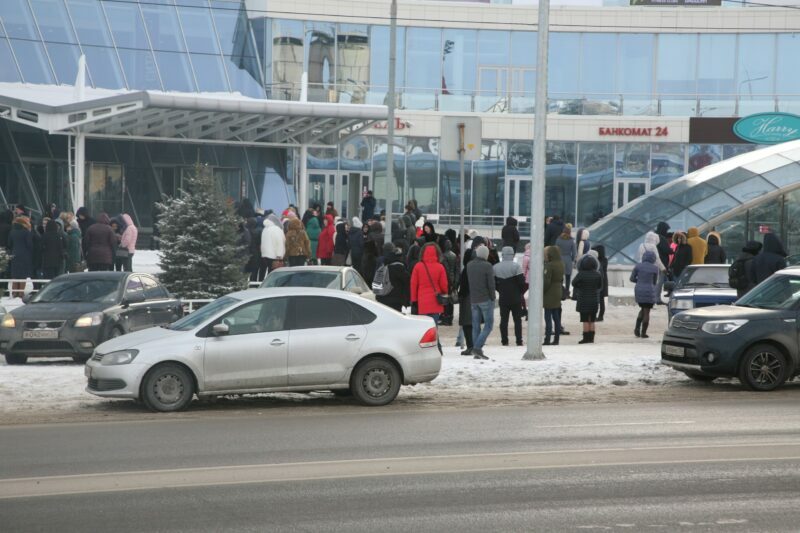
{"left": 589, "top": 139, "right": 800, "bottom": 264}
{"left": 0, "top": 83, "right": 387, "bottom": 210}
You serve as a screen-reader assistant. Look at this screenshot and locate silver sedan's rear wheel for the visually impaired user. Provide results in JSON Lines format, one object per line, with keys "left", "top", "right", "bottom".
{"left": 739, "top": 344, "right": 787, "bottom": 392}
{"left": 351, "top": 357, "right": 401, "bottom": 406}
{"left": 141, "top": 363, "right": 195, "bottom": 412}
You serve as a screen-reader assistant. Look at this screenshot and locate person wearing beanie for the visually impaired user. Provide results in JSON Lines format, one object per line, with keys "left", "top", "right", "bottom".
{"left": 466, "top": 244, "right": 495, "bottom": 359}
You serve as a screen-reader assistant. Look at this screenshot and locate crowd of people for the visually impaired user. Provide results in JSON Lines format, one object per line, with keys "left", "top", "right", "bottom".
{"left": 1, "top": 204, "right": 138, "bottom": 295}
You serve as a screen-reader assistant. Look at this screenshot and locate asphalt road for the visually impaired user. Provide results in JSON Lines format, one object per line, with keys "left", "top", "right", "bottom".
{"left": 3, "top": 398, "right": 800, "bottom": 531}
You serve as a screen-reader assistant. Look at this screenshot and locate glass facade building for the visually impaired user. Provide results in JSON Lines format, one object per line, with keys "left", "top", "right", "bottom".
{"left": 1, "top": 0, "right": 799, "bottom": 249}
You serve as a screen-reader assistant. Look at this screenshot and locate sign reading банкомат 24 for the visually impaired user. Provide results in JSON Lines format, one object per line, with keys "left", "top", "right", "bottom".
{"left": 734, "top": 113, "right": 800, "bottom": 145}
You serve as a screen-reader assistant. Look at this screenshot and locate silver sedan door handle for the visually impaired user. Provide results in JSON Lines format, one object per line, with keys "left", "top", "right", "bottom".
{"left": 270, "top": 339, "right": 285, "bottom": 346}
{"left": 345, "top": 334, "right": 361, "bottom": 341}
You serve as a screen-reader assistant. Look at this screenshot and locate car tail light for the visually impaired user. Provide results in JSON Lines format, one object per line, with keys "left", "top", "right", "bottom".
{"left": 419, "top": 327, "right": 438, "bottom": 348}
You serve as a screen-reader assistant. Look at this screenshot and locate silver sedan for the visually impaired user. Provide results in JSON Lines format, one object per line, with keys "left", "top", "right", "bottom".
{"left": 84, "top": 288, "right": 441, "bottom": 411}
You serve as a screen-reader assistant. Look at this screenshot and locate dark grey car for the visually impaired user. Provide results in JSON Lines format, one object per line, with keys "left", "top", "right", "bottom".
{"left": 661, "top": 268, "right": 800, "bottom": 391}
{"left": 0, "top": 272, "right": 182, "bottom": 364}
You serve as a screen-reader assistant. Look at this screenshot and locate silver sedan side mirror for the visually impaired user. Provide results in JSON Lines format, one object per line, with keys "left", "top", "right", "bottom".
{"left": 212, "top": 323, "right": 229, "bottom": 336}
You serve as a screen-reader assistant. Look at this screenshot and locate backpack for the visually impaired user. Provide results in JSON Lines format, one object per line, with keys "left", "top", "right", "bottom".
{"left": 372, "top": 264, "right": 394, "bottom": 296}
{"left": 728, "top": 257, "right": 749, "bottom": 290}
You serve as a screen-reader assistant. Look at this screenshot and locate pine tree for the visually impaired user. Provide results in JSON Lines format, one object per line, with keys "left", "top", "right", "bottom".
{"left": 156, "top": 163, "right": 248, "bottom": 299}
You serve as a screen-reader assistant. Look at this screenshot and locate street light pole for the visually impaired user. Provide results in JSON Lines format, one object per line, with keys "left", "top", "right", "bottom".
{"left": 384, "top": 0, "right": 398, "bottom": 245}
{"left": 523, "top": 0, "right": 550, "bottom": 361}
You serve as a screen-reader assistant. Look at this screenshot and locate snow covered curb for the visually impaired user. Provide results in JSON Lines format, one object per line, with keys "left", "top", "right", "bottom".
{"left": 0, "top": 340, "right": 688, "bottom": 418}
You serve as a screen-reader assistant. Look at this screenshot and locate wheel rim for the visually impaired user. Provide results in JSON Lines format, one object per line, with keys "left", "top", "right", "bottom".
{"left": 748, "top": 351, "right": 783, "bottom": 386}
{"left": 362, "top": 368, "right": 391, "bottom": 398}
{"left": 153, "top": 373, "right": 185, "bottom": 405}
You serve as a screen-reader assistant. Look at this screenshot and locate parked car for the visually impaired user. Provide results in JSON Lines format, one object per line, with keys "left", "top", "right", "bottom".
{"left": 84, "top": 288, "right": 441, "bottom": 411}
{"left": 0, "top": 272, "right": 182, "bottom": 364}
{"left": 665, "top": 264, "right": 737, "bottom": 318}
{"left": 661, "top": 268, "right": 800, "bottom": 391}
{"left": 261, "top": 266, "right": 375, "bottom": 300}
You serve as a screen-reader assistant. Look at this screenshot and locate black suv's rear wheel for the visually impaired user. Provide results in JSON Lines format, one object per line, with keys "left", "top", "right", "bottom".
{"left": 739, "top": 344, "right": 788, "bottom": 392}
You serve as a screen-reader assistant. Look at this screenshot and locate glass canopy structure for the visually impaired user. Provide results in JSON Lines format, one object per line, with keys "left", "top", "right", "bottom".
{"left": 590, "top": 139, "right": 800, "bottom": 264}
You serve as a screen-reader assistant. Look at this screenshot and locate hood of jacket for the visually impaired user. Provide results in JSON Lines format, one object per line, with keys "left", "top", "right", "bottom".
{"left": 324, "top": 214, "right": 335, "bottom": 228}
{"left": 545, "top": 245, "right": 561, "bottom": 262}
{"left": 13, "top": 216, "right": 31, "bottom": 231}
{"left": 644, "top": 231, "right": 660, "bottom": 247}
{"left": 97, "top": 213, "right": 111, "bottom": 225}
{"left": 351, "top": 217, "right": 363, "bottom": 229}
{"left": 76, "top": 207, "right": 90, "bottom": 219}
{"left": 642, "top": 250, "right": 656, "bottom": 264}
{"left": 762, "top": 232, "right": 787, "bottom": 257}
{"left": 524, "top": 243, "right": 531, "bottom": 256}
{"left": 421, "top": 244, "right": 439, "bottom": 264}
{"left": 287, "top": 218, "right": 303, "bottom": 232}
{"left": 707, "top": 234, "right": 720, "bottom": 246}
{"left": 267, "top": 214, "right": 282, "bottom": 227}
{"left": 687, "top": 227, "right": 700, "bottom": 239}
{"left": 305, "top": 217, "right": 320, "bottom": 231}
{"left": 121, "top": 214, "right": 134, "bottom": 228}
{"left": 505, "top": 216, "right": 517, "bottom": 227}
{"left": 501, "top": 246, "right": 515, "bottom": 261}
{"left": 336, "top": 222, "right": 347, "bottom": 235}
{"left": 656, "top": 221, "right": 670, "bottom": 236}
{"left": 742, "top": 240, "right": 762, "bottom": 255}
{"left": 578, "top": 254, "right": 598, "bottom": 271}
{"left": 593, "top": 244, "right": 606, "bottom": 261}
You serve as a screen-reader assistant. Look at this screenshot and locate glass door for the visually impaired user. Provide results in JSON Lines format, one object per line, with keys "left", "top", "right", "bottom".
{"left": 87, "top": 163, "right": 124, "bottom": 217}
{"left": 614, "top": 179, "right": 650, "bottom": 211}
{"left": 504, "top": 176, "right": 532, "bottom": 219}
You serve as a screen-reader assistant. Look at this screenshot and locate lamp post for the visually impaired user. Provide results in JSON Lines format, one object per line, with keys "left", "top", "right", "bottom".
{"left": 384, "top": 0, "right": 398, "bottom": 244}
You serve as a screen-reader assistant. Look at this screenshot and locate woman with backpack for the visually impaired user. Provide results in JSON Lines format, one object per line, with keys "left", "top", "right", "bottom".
{"left": 374, "top": 246, "right": 410, "bottom": 312}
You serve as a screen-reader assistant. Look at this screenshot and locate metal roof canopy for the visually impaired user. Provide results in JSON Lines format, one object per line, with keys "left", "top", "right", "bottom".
{"left": 0, "top": 87, "right": 387, "bottom": 148}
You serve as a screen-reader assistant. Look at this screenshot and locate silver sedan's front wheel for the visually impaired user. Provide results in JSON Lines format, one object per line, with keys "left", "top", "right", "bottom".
{"left": 351, "top": 357, "right": 401, "bottom": 406}
{"left": 141, "top": 363, "right": 195, "bottom": 412}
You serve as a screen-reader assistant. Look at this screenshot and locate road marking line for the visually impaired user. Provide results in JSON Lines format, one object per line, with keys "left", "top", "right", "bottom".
{"left": 2, "top": 442, "right": 800, "bottom": 499}
{"left": 538, "top": 421, "right": 695, "bottom": 428}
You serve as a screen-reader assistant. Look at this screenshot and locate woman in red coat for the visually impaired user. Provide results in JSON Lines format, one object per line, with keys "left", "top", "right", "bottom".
{"left": 410, "top": 243, "right": 449, "bottom": 322}
{"left": 316, "top": 214, "right": 335, "bottom": 265}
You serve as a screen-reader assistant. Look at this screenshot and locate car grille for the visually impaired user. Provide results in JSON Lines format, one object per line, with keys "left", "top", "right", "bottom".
{"left": 87, "top": 378, "right": 126, "bottom": 391}
{"left": 91, "top": 352, "right": 104, "bottom": 362}
{"left": 14, "top": 340, "right": 73, "bottom": 351}
{"left": 23, "top": 321, "right": 65, "bottom": 330}
{"left": 671, "top": 318, "right": 700, "bottom": 330}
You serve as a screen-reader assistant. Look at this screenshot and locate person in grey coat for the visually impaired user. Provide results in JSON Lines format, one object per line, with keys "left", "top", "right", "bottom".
{"left": 466, "top": 245, "right": 495, "bottom": 359}
{"left": 555, "top": 224, "right": 576, "bottom": 298}
{"left": 631, "top": 250, "right": 659, "bottom": 338}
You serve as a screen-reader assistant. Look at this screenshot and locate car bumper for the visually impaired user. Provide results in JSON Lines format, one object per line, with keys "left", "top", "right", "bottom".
{"left": 84, "top": 360, "right": 149, "bottom": 398}
{"left": 0, "top": 326, "right": 104, "bottom": 358}
{"left": 401, "top": 347, "right": 442, "bottom": 384}
{"left": 661, "top": 329, "right": 745, "bottom": 377}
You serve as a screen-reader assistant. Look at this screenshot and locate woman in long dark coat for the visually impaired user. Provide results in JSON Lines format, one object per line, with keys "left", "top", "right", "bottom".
{"left": 572, "top": 254, "right": 603, "bottom": 345}
{"left": 8, "top": 216, "right": 34, "bottom": 296}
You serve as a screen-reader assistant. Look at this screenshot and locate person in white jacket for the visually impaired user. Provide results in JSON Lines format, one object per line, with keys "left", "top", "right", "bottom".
{"left": 261, "top": 213, "right": 286, "bottom": 275}
{"left": 635, "top": 231, "right": 666, "bottom": 273}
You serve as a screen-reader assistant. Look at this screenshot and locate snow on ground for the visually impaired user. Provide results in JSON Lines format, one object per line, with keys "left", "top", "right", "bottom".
{"left": 132, "top": 250, "right": 162, "bottom": 275}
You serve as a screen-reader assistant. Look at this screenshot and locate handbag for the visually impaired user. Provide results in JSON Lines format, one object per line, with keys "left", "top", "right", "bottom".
{"left": 271, "top": 259, "right": 285, "bottom": 270}
{"left": 422, "top": 263, "right": 451, "bottom": 306}
{"left": 116, "top": 247, "right": 129, "bottom": 258}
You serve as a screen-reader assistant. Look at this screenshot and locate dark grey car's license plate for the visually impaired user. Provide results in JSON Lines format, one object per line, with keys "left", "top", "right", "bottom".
{"left": 663, "top": 344, "right": 684, "bottom": 357}
{"left": 22, "top": 330, "right": 58, "bottom": 339}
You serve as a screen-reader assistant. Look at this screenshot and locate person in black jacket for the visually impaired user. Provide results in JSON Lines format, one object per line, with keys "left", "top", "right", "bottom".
{"left": 457, "top": 249, "right": 474, "bottom": 356}
{"left": 572, "top": 254, "right": 603, "bottom": 344}
{"left": 594, "top": 245, "right": 609, "bottom": 321}
{"left": 75, "top": 206, "right": 95, "bottom": 236}
{"left": 501, "top": 217, "right": 520, "bottom": 252}
{"left": 376, "top": 247, "right": 410, "bottom": 312}
{"left": 41, "top": 220, "right": 66, "bottom": 279}
{"left": 493, "top": 246, "right": 526, "bottom": 346}
{"left": 360, "top": 190, "right": 376, "bottom": 221}
{"left": 670, "top": 232, "right": 693, "bottom": 280}
{"left": 729, "top": 240, "right": 762, "bottom": 298}
{"left": 544, "top": 215, "right": 564, "bottom": 247}
{"left": 332, "top": 221, "right": 349, "bottom": 266}
{"left": 750, "top": 232, "right": 787, "bottom": 285}
{"left": 705, "top": 233, "right": 726, "bottom": 264}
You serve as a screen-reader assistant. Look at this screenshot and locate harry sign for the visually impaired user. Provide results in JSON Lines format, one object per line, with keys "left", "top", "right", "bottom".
{"left": 733, "top": 113, "right": 800, "bottom": 145}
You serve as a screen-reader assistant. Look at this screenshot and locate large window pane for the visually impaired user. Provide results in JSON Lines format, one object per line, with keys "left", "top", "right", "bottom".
{"left": 30, "top": 0, "right": 77, "bottom": 44}
{"left": 687, "top": 144, "right": 721, "bottom": 173}
{"left": 10, "top": 39, "right": 54, "bottom": 84}
{"left": 271, "top": 19, "right": 303, "bottom": 94}
{"left": 697, "top": 34, "right": 735, "bottom": 95}
{"left": 177, "top": 4, "right": 220, "bottom": 55}
{"left": 442, "top": 29, "right": 477, "bottom": 93}
{"left": 577, "top": 143, "right": 613, "bottom": 227}
{"left": 618, "top": 34, "right": 654, "bottom": 115}
{"left": 305, "top": 21, "right": 335, "bottom": 98}
{"left": 546, "top": 141, "right": 577, "bottom": 225}
{"left": 473, "top": 160, "right": 504, "bottom": 218}
{"left": 372, "top": 137, "right": 405, "bottom": 214}
{"left": 581, "top": 33, "right": 616, "bottom": 95}
{"left": 511, "top": 31, "right": 536, "bottom": 68}
{"left": 337, "top": 24, "right": 369, "bottom": 104}
{"left": 226, "top": 55, "right": 264, "bottom": 98}
{"left": 549, "top": 33, "right": 579, "bottom": 97}
{"left": 369, "top": 25, "right": 405, "bottom": 90}
{"left": 651, "top": 143, "right": 685, "bottom": 189}
{"left": 45, "top": 42, "right": 80, "bottom": 85}
{"left": 507, "top": 141, "right": 533, "bottom": 176}
{"left": 738, "top": 34, "right": 775, "bottom": 114}
{"left": 141, "top": 3, "right": 185, "bottom": 52}
{"left": 776, "top": 34, "right": 800, "bottom": 97}
{"left": 190, "top": 53, "right": 229, "bottom": 92}
{"left": 1, "top": 0, "right": 37, "bottom": 39}
{"left": 117, "top": 48, "right": 161, "bottom": 90}
{"left": 104, "top": 1, "right": 149, "bottom": 50}
{"left": 0, "top": 40, "right": 22, "bottom": 82}
{"left": 478, "top": 30, "right": 509, "bottom": 68}
{"left": 406, "top": 27, "right": 441, "bottom": 90}
{"left": 615, "top": 143, "right": 650, "bottom": 179}
{"left": 406, "top": 137, "right": 438, "bottom": 215}
{"left": 82, "top": 45, "right": 125, "bottom": 89}
{"left": 439, "top": 160, "right": 471, "bottom": 216}
{"left": 657, "top": 34, "right": 697, "bottom": 94}
{"left": 154, "top": 51, "right": 196, "bottom": 92}
{"left": 66, "top": 0, "right": 113, "bottom": 47}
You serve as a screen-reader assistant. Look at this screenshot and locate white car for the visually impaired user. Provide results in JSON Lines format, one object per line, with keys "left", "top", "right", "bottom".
{"left": 260, "top": 266, "right": 376, "bottom": 300}
{"left": 84, "top": 288, "right": 441, "bottom": 411}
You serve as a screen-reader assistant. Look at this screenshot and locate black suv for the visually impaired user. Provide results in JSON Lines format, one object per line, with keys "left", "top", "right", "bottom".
{"left": 662, "top": 268, "right": 800, "bottom": 391}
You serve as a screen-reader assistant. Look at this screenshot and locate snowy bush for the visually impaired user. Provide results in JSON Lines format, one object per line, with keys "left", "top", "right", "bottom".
{"left": 156, "top": 163, "right": 248, "bottom": 299}
{"left": 0, "top": 248, "right": 9, "bottom": 274}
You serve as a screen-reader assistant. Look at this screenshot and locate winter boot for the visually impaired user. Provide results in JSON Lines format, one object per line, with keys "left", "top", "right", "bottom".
{"left": 552, "top": 334, "right": 560, "bottom": 346}
{"left": 588, "top": 331, "right": 595, "bottom": 343}
{"left": 578, "top": 332, "right": 590, "bottom": 344}
{"left": 634, "top": 317, "right": 642, "bottom": 337}
{"left": 641, "top": 321, "right": 649, "bottom": 339}
{"left": 543, "top": 335, "right": 551, "bottom": 346}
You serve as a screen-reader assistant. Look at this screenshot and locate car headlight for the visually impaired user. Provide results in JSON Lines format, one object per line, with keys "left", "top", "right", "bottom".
{"left": 74, "top": 312, "right": 104, "bottom": 328}
{"left": 670, "top": 299, "right": 693, "bottom": 310}
{"left": 100, "top": 349, "right": 139, "bottom": 365}
{"left": 1, "top": 314, "right": 15, "bottom": 328}
{"left": 701, "top": 319, "right": 748, "bottom": 335}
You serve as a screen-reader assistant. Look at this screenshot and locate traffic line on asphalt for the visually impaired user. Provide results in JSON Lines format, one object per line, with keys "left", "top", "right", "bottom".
{"left": 537, "top": 421, "right": 695, "bottom": 428}
{"left": 2, "top": 442, "right": 800, "bottom": 500}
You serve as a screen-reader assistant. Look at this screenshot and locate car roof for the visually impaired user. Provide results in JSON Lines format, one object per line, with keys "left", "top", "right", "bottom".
{"left": 776, "top": 267, "right": 800, "bottom": 275}
{"left": 227, "top": 287, "right": 358, "bottom": 301}
{"left": 685, "top": 264, "right": 728, "bottom": 269}
{"left": 53, "top": 272, "right": 132, "bottom": 281}
{"left": 267, "top": 266, "right": 349, "bottom": 273}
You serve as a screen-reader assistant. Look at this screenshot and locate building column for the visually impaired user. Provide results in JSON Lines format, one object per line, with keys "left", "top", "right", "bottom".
{"left": 73, "top": 133, "right": 86, "bottom": 210}
{"left": 298, "top": 144, "right": 308, "bottom": 210}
